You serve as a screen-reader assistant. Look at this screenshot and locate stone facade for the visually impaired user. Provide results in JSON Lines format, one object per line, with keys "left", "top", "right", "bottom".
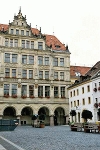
{"left": 0, "top": 8, "right": 71, "bottom": 126}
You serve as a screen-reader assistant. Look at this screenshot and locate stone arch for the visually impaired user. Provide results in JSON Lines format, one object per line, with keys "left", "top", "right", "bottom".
{"left": 3, "top": 106, "right": 17, "bottom": 119}
{"left": 38, "top": 106, "right": 50, "bottom": 126}
{"left": 20, "top": 106, "right": 33, "bottom": 125}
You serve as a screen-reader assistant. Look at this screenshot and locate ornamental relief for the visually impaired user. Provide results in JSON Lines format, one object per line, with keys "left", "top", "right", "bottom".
{"left": 22, "top": 65, "right": 34, "bottom": 68}
{"left": 5, "top": 64, "right": 17, "bottom": 68}
{"left": 38, "top": 66, "right": 50, "bottom": 70}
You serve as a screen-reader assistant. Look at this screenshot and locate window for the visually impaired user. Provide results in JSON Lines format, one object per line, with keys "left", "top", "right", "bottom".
{"left": 44, "top": 57, "right": 49, "bottom": 65}
{"left": 5, "top": 68, "right": 10, "bottom": 77}
{"left": 53, "top": 58, "right": 58, "bottom": 66}
{"left": 45, "top": 86, "right": 50, "bottom": 97}
{"left": 60, "top": 58, "right": 64, "bottom": 66}
{"left": 10, "top": 39, "right": 13, "bottom": 47}
{"left": 29, "top": 70, "right": 33, "bottom": 79}
{"left": 29, "top": 85, "right": 34, "bottom": 96}
{"left": 22, "top": 40, "right": 25, "bottom": 48}
{"left": 12, "top": 69, "right": 16, "bottom": 78}
{"left": 26, "top": 31, "right": 29, "bottom": 36}
{"left": 54, "top": 72, "right": 58, "bottom": 80}
{"left": 73, "top": 90, "right": 75, "bottom": 96}
{"left": 10, "top": 29, "right": 14, "bottom": 34}
{"left": 5, "top": 53, "right": 10, "bottom": 62}
{"left": 77, "top": 89, "right": 79, "bottom": 95}
{"left": 4, "top": 84, "right": 9, "bottom": 96}
{"left": 14, "top": 39, "right": 18, "bottom": 47}
{"left": 61, "top": 87, "right": 65, "bottom": 98}
{"left": 87, "top": 85, "right": 90, "bottom": 92}
{"left": 26, "top": 40, "right": 30, "bottom": 49}
{"left": 29, "top": 56, "right": 34, "bottom": 64}
{"left": 71, "top": 101, "right": 73, "bottom": 108}
{"left": 38, "top": 56, "right": 43, "bottom": 65}
{"left": 16, "top": 29, "right": 19, "bottom": 35}
{"left": 38, "top": 42, "right": 43, "bottom": 50}
{"left": 39, "top": 71, "right": 43, "bottom": 79}
{"left": 31, "top": 41, "right": 34, "bottom": 49}
{"left": 95, "top": 98, "right": 98, "bottom": 103}
{"left": 77, "top": 100, "right": 79, "bottom": 106}
{"left": 95, "top": 83, "right": 97, "bottom": 88}
{"left": 21, "top": 30, "right": 24, "bottom": 35}
{"left": 82, "top": 98, "right": 85, "bottom": 105}
{"left": 88, "top": 97, "right": 91, "bottom": 104}
{"left": 22, "top": 55, "right": 27, "bottom": 64}
{"left": 74, "top": 101, "right": 76, "bottom": 107}
{"left": 82, "top": 87, "right": 84, "bottom": 94}
{"left": 70, "top": 91, "right": 72, "bottom": 97}
{"left": 99, "top": 82, "right": 100, "bottom": 86}
{"left": 12, "top": 84, "right": 17, "bottom": 95}
{"left": 21, "top": 85, "right": 27, "bottom": 96}
{"left": 60, "top": 72, "right": 64, "bottom": 80}
{"left": 54, "top": 86, "right": 58, "bottom": 97}
{"left": 45, "top": 71, "right": 49, "bottom": 79}
{"left": 5, "top": 38, "right": 9, "bottom": 46}
{"left": 12, "top": 54, "right": 17, "bottom": 63}
{"left": 38, "top": 86, "right": 43, "bottom": 97}
{"left": 22, "top": 70, "right": 27, "bottom": 78}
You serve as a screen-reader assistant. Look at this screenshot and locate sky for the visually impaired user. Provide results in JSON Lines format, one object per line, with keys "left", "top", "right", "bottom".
{"left": 0, "top": 0, "right": 100, "bottom": 67}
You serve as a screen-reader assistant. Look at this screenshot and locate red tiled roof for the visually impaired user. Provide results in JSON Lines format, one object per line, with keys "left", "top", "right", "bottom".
{"left": 70, "top": 66, "right": 91, "bottom": 76}
{"left": 0, "top": 24, "right": 66, "bottom": 50}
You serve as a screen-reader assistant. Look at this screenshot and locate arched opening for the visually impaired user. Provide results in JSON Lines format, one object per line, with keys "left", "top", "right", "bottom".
{"left": 3, "top": 107, "right": 16, "bottom": 119}
{"left": 21, "top": 107, "right": 33, "bottom": 125}
{"left": 38, "top": 107, "right": 50, "bottom": 126}
{"left": 54, "top": 107, "right": 65, "bottom": 125}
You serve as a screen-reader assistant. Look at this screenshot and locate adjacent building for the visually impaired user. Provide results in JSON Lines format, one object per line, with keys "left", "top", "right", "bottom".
{"left": 0, "top": 9, "right": 71, "bottom": 126}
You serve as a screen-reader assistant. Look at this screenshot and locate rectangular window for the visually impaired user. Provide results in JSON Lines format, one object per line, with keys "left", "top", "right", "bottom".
{"left": 82, "top": 98, "right": 85, "bottom": 105}
{"left": 12, "top": 69, "right": 16, "bottom": 78}
{"left": 14, "top": 39, "right": 18, "bottom": 47}
{"left": 54, "top": 72, "right": 58, "bottom": 80}
{"left": 29, "top": 70, "right": 33, "bottom": 79}
{"left": 95, "top": 83, "right": 97, "bottom": 88}
{"left": 4, "top": 84, "right": 9, "bottom": 96}
{"left": 77, "top": 100, "right": 79, "bottom": 106}
{"left": 16, "top": 29, "right": 19, "bottom": 35}
{"left": 26, "top": 31, "right": 29, "bottom": 36}
{"left": 44, "top": 57, "right": 49, "bottom": 65}
{"left": 10, "top": 29, "right": 14, "bottom": 34}
{"left": 10, "top": 39, "right": 13, "bottom": 47}
{"left": 21, "top": 30, "right": 24, "bottom": 35}
{"left": 70, "top": 91, "right": 72, "bottom": 97}
{"left": 74, "top": 101, "right": 76, "bottom": 107}
{"left": 77, "top": 89, "right": 79, "bottom": 95}
{"left": 53, "top": 58, "right": 58, "bottom": 66}
{"left": 45, "top": 86, "right": 50, "bottom": 97}
{"left": 54, "top": 86, "right": 58, "bottom": 97}
{"left": 29, "top": 56, "right": 34, "bottom": 64}
{"left": 88, "top": 97, "right": 91, "bottom": 104}
{"left": 22, "top": 70, "right": 27, "bottom": 78}
{"left": 87, "top": 85, "right": 90, "bottom": 92}
{"left": 22, "top": 40, "right": 25, "bottom": 48}
{"left": 5, "top": 38, "right": 9, "bottom": 46}
{"left": 26, "top": 40, "right": 30, "bottom": 49}
{"left": 12, "top": 84, "right": 17, "bottom": 96}
{"left": 5, "top": 68, "right": 10, "bottom": 77}
{"left": 38, "top": 56, "right": 43, "bottom": 65}
{"left": 82, "top": 87, "right": 84, "bottom": 94}
{"left": 60, "top": 72, "right": 64, "bottom": 80}
{"left": 60, "top": 58, "right": 64, "bottom": 66}
{"left": 22, "top": 55, "right": 27, "bottom": 64}
{"left": 12, "top": 54, "right": 17, "bottom": 63}
{"left": 31, "top": 41, "right": 34, "bottom": 49}
{"left": 21, "top": 85, "right": 27, "bottom": 96}
{"left": 38, "top": 86, "right": 43, "bottom": 97}
{"left": 5, "top": 53, "right": 10, "bottom": 62}
{"left": 61, "top": 87, "right": 65, "bottom": 98}
{"left": 73, "top": 90, "right": 75, "bottom": 96}
{"left": 45, "top": 71, "right": 49, "bottom": 79}
{"left": 38, "top": 42, "right": 43, "bottom": 50}
{"left": 39, "top": 71, "right": 43, "bottom": 79}
{"left": 29, "top": 85, "right": 34, "bottom": 97}
{"left": 71, "top": 101, "right": 73, "bottom": 108}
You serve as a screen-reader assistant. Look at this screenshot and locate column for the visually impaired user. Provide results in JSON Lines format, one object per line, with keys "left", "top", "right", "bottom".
{"left": 65, "top": 115, "right": 69, "bottom": 125}
{"left": 50, "top": 115, "right": 54, "bottom": 126}
{"left": 17, "top": 115, "right": 21, "bottom": 126}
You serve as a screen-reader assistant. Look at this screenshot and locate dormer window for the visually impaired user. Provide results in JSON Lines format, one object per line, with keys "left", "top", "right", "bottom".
{"left": 38, "top": 42, "right": 43, "bottom": 50}
{"left": 21, "top": 30, "right": 24, "bottom": 36}
{"left": 55, "top": 45, "right": 60, "bottom": 48}
{"left": 10, "top": 29, "right": 14, "bottom": 34}
{"left": 16, "top": 29, "right": 19, "bottom": 35}
{"left": 26, "top": 31, "right": 29, "bottom": 36}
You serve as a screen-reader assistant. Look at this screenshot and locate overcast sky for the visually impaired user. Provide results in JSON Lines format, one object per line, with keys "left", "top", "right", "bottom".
{"left": 0, "top": 0, "right": 100, "bottom": 67}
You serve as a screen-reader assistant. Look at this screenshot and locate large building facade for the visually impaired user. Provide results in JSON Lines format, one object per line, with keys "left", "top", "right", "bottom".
{"left": 0, "top": 9, "right": 71, "bottom": 126}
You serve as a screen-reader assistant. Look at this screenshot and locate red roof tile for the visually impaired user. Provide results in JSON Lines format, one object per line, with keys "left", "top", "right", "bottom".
{"left": 0, "top": 24, "right": 8, "bottom": 31}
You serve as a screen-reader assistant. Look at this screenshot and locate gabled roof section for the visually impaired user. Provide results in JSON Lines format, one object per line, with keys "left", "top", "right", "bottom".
{"left": 0, "top": 24, "right": 8, "bottom": 31}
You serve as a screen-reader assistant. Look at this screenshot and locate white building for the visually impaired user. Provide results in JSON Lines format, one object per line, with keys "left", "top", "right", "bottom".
{"left": 68, "top": 61, "right": 100, "bottom": 123}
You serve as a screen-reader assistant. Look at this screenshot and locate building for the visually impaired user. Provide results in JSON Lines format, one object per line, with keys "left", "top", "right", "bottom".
{"left": 68, "top": 61, "right": 100, "bottom": 123}
{"left": 0, "top": 8, "right": 71, "bottom": 126}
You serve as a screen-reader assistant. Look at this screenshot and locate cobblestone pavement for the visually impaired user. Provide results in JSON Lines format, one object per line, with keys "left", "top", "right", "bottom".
{"left": 0, "top": 125, "right": 100, "bottom": 150}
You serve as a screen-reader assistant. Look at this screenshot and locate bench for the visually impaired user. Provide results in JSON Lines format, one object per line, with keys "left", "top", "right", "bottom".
{"left": 70, "top": 123, "right": 83, "bottom": 132}
{"left": 84, "top": 123, "right": 99, "bottom": 133}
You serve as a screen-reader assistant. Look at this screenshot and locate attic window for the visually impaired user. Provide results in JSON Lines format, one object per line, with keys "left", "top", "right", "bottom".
{"left": 55, "top": 45, "right": 60, "bottom": 48}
